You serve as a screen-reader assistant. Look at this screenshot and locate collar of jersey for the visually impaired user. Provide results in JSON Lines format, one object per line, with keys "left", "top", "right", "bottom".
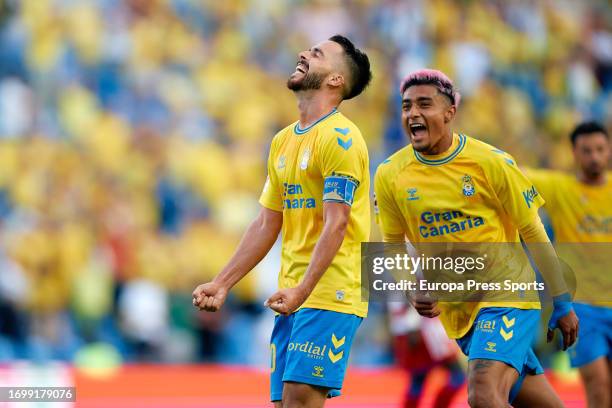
{"left": 293, "top": 108, "right": 339, "bottom": 135}
{"left": 413, "top": 133, "right": 466, "bottom": 166}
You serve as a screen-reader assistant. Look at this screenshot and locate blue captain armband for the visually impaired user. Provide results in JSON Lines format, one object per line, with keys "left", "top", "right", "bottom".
{"left": 322, "top": 174, "right": 359, "bottom": 206}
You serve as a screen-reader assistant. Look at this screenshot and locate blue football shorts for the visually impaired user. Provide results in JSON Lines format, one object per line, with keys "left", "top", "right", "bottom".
{"left": 269, "top": 308, "right": 362, "bottom": 402}
{"left": 568, "top": 303, "right": 612, "bottom": 367}
{"left": 456, "top": 307, "right": 544, "bottom": 403}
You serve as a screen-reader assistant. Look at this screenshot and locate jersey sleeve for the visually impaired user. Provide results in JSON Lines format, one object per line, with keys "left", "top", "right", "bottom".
{"left": 486, "top": 154, "right": 545, "bottom": 230}
{"left": 374, "top": 166, "right": 405, "bottom": 237}
{"left": 258, "top": 139, "right": 283, "bottom": 211}
{"left": 316, "top": 126, "right": 367, "bottom": 206}
{"left": 523, "top": 168, "right": 559, "bottom": 205}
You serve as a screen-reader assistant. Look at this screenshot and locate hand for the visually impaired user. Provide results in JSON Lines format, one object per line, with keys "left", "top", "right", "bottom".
{"left": 547, "top": 293, "right": 579, "bottom": 350}
{"left": 192, "top": 282, "right": 228, "bottom": 312}
{"left": 264, "top": 286, "right": 309, "bottom": 315}
{"left": 412, "top": 294, "right": 440, "bottom": 318}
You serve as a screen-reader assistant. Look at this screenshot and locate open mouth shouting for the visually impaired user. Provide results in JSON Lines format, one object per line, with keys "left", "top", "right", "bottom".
{"left": 409, "top": 122, "right": 427, "bottom": 141}
{"left": 293, "top": 60, "right": 309, "bottom": 76}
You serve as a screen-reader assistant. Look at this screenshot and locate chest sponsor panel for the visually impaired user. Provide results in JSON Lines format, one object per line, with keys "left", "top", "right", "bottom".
{"left": 274, "top": 138, "right": 323, "bottom": 210}
{"left": 397, "top": 173, "right": 492, "bottom": 239}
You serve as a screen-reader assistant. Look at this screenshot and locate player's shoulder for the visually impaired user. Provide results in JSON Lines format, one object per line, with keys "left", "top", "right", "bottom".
{"left": 375, "top": 145, "right": 414, "bottom": 179}
{"left": 321, "top": 112, "right": 364, "bottom": 140}
{"left": 463, "top": 134, "right": 519, "bottom": 170}
{"left": 268, "top": 122, "right": 297, "bottom": 151}
{"left": 329, "top": 111, "right": 361, "bottom": 130}
{"left": 272, "top": 122, "right": 296, "bottom": 141}
{"left": 316, "top": 111, "right": 367, "bottom": 153}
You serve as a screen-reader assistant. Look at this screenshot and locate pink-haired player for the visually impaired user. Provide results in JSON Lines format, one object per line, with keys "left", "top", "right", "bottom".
{"left": 374, "top": 69, "right": 578, "bottom": 407}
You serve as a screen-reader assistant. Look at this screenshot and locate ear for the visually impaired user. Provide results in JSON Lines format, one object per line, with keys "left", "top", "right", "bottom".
{"left": 327, "top": 74, "right": 345, "bottom": 90}
{"left": 444, "top": 105, "right": 456, "bottom": 123}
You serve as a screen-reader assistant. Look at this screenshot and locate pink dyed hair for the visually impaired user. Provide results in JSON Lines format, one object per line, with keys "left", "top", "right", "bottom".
{"left": 399, "top": 69, "right": 461, "bottom": 107}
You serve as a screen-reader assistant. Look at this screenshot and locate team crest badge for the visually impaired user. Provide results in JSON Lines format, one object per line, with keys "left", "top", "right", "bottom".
{"left": 335, "top": 290, "right": 345, "bottom": 301}
{"left": 300, "top": 148, "right": 310, "bottom": 170}
{"left": 462, "top": 174, "right": 475, "bottom": 197}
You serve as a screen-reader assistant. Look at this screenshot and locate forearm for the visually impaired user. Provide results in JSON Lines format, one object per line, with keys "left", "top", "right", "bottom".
{"left": 299, "top": 217, "right": 347, "bottom": 294}
{"left": 520, "top": 217, "right": 567, "bottom": 296}
{"left": 214, "top": 209, "right": 281, "bottom": 289}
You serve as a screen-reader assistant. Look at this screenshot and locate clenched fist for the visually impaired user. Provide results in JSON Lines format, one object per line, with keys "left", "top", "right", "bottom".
{"left": 192, "top": 282, "right": 228, "bottom": 312}
{"left": 264, "top": 286, "right": 309, "bottom": 315}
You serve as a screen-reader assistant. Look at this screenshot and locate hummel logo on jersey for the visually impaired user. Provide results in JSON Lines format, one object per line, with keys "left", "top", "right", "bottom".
{"left": 334, "top": 127, "right": 350, "bottom": 136}
{"left": 522, "top": 185, "right": 539, "bottom": 208}
{"left": 337, "top": 137, "right": 352, "bottom": 151}
{"left": 406, "top": 188, "right": 419, "bottom": 201}
{"left": 492, "top": 148, "right": 515, "bottom": 166}
{"left": 278, "top": 155, "right": 286, "bottom": 169}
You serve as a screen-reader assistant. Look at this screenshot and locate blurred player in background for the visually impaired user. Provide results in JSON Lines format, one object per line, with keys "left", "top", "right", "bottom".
{"left": 525, "top": 121, "right": 611, "bottom": 408}
{"left": 193, "top": 35, "right": 372, "bottom": 407}
{"left": 374, "top": 69, "right": 578, "bottom": 407}
{"left": 388, "top": 302, "right": 465, "bottom": 408}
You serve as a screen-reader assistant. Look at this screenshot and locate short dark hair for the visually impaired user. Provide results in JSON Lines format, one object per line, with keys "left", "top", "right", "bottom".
{"left": 329, "top": 35, "right": 372, "bottom": 100}
{"left": 570, "top": 121, "right": 609, "bottom": 146}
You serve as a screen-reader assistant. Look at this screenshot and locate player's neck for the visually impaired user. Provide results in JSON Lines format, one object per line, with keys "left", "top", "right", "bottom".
{"left": 295, "top": 92, "right": 339, "bottom": 128}
{"left": 577, "top": 170, "right": 607, "bottom": 186}
{"left": 422, "top": 131, "right": 454, "bottom": 155}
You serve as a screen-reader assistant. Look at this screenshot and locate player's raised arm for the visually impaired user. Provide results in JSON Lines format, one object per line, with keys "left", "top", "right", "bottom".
{"left": 192, "top": 206, "right": 282, "bottom": 312}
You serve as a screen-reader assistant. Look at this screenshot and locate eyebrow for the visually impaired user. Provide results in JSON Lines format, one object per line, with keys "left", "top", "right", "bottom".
{"left": 311, "top": 47, "right": 324, "bottom": 57}
{"left": 402, "top": 96, "right": 434, "bottom": 103}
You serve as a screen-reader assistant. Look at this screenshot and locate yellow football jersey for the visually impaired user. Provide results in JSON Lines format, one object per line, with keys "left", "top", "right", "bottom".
{"left": 525, "top": 169, "right": 612, "bottom": 304}
{"left": 375, "top": 133, "right": 544, "bottom": 338}
{"left": 525, "top": 169, "right": 612, "bottom": 243}
{"left": 259, "top": 108, "right": 370, "bottom": 317}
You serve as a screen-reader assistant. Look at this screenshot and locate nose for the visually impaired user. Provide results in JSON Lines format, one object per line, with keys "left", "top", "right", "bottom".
{"left": 298, "top": 51, "right": 309, "bottom": 61}
{"left": 407, "top": 105, "right": 421, "bottom": 119}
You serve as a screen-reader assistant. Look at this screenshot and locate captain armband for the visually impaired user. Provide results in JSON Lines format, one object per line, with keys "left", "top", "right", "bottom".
{"left": 322, "top": 173, "right": 360, "bottom": 206}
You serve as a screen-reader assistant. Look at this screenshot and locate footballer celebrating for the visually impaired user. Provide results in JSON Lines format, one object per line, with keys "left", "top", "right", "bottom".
{"left": 193, "top": 35, "right": 372, "bottom": 408}
{"left": 526, "top": 121, "right": 611, "bottom": 408}
{"left": 374, "top": 69, "right": 578, "bottom": 407}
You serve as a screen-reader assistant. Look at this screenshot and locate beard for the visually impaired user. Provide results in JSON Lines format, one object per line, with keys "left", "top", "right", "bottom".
{"left": 584, "top": 161, "right": 605, "bottom": 178}
{"left": 411, "top": 142, "right": 431, "bottom": 153}
{"left": 286, "top": 71, "right": 326, "bottom": 92}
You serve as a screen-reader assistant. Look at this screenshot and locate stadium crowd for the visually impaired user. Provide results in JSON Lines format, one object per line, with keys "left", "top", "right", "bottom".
{"left": 0, "top": 0, "right": 609, "bottom": 366}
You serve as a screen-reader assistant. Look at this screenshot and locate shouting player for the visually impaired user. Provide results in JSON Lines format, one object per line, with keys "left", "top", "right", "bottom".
{"left": 526, "top": 121, "right": 611, "bottom": 408}
{"left": 192, "top": 35, "right": 372, "bottom": 408}
{"left": 374, "top": 69, "right": 578, "bottom": 407}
